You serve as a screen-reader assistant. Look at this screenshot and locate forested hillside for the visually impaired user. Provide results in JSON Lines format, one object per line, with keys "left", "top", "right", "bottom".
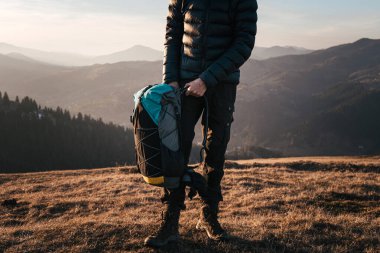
{"left": 0, "top": 91, "right": 134, "bottom": 172}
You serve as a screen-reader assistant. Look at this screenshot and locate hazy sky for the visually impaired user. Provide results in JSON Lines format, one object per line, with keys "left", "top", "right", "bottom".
{"left": 0, "top": 0, "right": 379, "bottom": 55}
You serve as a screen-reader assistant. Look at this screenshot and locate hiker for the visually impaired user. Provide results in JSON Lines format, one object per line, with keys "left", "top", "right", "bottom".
{"left": 145, "top": 0, "right": 258, "bottom": 247}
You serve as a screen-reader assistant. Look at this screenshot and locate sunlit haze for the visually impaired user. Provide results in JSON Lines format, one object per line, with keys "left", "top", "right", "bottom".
{"left": 0, "top": 0, "right": 379, "bottom": 55}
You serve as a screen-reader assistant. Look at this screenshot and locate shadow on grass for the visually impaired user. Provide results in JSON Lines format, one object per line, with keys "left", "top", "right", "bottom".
{"left": 224, "top": 160, "right": 380, "bottom": 173}
{"left": 308, "top": 191, "right": 380, "bottom": 216}
{"left": 154, "top": 234, "right": 291, "bottom": 253}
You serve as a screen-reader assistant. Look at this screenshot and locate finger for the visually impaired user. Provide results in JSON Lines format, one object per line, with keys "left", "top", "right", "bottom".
{"left": 183, "top": 84, "right": 189, "bottom": 92}
{"left": 188, "top": 89, "right": 198, "bottom": 97}
{"left": 184, "top": 83, "right": 190, "bottom": 95}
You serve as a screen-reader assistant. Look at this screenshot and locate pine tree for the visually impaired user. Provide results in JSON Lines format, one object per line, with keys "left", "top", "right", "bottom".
{"left": 3, "top": 92, "right": 10, "bottom": 105}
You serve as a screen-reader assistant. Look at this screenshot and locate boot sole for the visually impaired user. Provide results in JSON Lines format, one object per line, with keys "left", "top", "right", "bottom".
{"left": 144, "top": 235, "right": 180, "bottom": 248}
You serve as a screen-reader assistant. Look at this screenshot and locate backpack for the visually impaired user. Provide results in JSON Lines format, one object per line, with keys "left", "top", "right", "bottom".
{"left": 131, "top": 84, "right": 185, "bottom": 189}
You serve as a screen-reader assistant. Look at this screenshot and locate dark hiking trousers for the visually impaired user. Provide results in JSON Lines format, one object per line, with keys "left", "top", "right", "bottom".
{"left": 161, "top": 82, "right": 237, "bottom": 207}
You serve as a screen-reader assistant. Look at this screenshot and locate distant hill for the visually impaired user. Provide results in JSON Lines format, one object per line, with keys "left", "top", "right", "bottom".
{"left": 251, "top": 46, "right": 313, "bottom": 60}
{"left": 0, "top": 43, "right": 162, "bottom": 66}
{"left": 0, "top": 42, "right": 90, "bottom": 66}
{"left": 5, "top": 52, "right": 43, "bottom": 63}
{"left": 92, "top": 45, "right": 163, "bottom": 63}
{"left": 0, "top": 53, "right": 161, "bottom": 126}
{"left": 0, "top": 53, "right": 196, "bottom": 163}
{"left": 1, "top": 42, "right": 312, "bottom": 65}
{"left": 0, "top": 38, "right": 379, "bottom": 156}
{"left": 236, "top": 38, "right": 380, "bottom": 155}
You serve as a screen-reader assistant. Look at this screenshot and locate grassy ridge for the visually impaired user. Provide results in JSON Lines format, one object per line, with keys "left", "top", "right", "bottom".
{"left": 1, "top": 157, "right": 379, "bottom": 252}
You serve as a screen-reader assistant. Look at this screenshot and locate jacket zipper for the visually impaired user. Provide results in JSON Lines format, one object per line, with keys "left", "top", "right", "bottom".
{"left": 202, "top": 0, "right": 211, "bottom": 69}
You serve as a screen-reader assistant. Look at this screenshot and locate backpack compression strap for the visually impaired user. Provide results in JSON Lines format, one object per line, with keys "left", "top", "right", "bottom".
{"left": 200, "top": 96, "right": 208, "bottom": 163}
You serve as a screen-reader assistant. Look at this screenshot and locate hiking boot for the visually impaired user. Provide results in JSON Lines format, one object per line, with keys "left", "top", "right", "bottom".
{"left": 196, "top": 204, "right": 229, "bottom": 241}
{"left": 144, "top": 204, "right": 181, "bottom": 248}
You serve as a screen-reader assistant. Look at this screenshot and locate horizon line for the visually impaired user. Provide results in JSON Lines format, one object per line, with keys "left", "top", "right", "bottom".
{"left": 1, "top": 37, "right": 379, "bottom": 57}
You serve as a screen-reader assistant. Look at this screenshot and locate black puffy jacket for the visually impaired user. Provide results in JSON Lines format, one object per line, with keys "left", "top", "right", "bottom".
{"left": 163, "top": 0, "right": 258, "bottom": 88}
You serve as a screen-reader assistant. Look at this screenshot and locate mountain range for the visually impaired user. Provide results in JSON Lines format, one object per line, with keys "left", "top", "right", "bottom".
{"left": 251, "top": 46, "right": 313, "bottom": 60}
{"left": 0, "top": 42, "right": 311, "bottom": 66}
{"left": 235, "top": 38, "right": 380, "bottom": 155}
{"left": 0, "top": 38, "right": 379, "bottom": 156}
{"left": 0, "top": 43, "right": 163, "bottom": 66}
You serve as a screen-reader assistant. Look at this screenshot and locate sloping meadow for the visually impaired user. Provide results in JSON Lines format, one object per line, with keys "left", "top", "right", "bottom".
{"left": 1, "top": 157, "right": 379, "bottom": 252}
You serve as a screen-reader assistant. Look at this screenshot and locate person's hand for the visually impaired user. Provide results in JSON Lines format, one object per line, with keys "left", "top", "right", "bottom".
{"left": 185, "top": 78, "right": 207, "bottom": 97}
{"left": 168, "top": 81, "right": 179, "bottom": 89}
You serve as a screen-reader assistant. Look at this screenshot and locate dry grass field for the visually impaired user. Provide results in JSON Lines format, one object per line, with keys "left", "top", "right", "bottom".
{"left": 1, "top": 156, "right": 379, "bottom": 253}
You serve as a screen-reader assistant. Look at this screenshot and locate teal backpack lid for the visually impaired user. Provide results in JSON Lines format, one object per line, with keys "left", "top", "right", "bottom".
{"left": 133, "top": 83, "right": 174, "bottom": 125}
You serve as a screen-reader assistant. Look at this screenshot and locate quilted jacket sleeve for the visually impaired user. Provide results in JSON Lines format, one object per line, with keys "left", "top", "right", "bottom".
{"left": 162, "top": 0, "right": 184, "bottom": 84}
{"left": 199, "top": 0, "right": 258, "bottom": 88}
